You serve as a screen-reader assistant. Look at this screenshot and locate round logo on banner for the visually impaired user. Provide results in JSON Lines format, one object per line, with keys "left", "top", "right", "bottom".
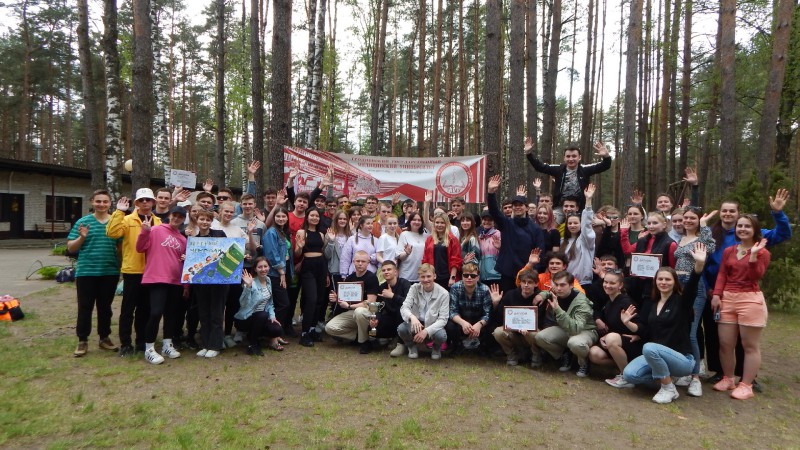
{"left": 436, "top": 162, "right": 472, "bottom": 199}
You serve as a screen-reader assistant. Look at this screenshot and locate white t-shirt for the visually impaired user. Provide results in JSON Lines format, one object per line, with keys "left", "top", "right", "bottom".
{"left": 397, "top": 230, "right": 430, "bottom": 282}
{"left": 377, "top": 233, "right": 400, "bottom": 263}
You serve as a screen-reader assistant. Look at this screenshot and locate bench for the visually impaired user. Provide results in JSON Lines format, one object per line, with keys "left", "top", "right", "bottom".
{"left": 35, "top": 222, "right": 72, "bottom": 235}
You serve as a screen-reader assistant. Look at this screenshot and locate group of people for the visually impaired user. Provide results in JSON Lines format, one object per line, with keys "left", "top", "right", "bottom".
{"left": 67, "top": 142, "right": 790, "bottom": 404}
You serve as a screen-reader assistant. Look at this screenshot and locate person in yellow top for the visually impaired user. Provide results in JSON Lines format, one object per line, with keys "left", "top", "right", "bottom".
{"left": 106, "top": 188, "right": 162, "bottom": 357}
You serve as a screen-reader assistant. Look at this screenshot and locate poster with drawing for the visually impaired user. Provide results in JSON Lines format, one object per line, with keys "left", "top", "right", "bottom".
{"left": 182, "top": 237, "right": 246, "bottom": 284}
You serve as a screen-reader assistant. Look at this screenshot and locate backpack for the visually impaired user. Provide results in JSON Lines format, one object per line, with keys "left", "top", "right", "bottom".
{"left": 56, "top": 267, "right": 75, "bottom": 283}
{"left": 0, "top": 296, "right": 24, "bottom": 321}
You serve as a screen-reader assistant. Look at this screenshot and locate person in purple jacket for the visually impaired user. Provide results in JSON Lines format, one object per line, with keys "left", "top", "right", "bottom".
{"left": 136, "top": 207, "right": 188, "bottom": 365}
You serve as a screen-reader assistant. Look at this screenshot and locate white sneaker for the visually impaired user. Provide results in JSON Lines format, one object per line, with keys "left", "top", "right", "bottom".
{"left": 223, "top": 335, "right": 236, "bottom": 348}
{"left": 205, "top": 349, "right": 220, "bottom": 358}
{"left": 674, "top": 375, "right": 692, "bottom": 387}
{"left": 196, "top": 349, "right": 208, "bottom": 357}
{"left": 688, "top": 378, "right": 703, "bottom": 397}
{"left": 605, "top": 374, "right": 634, "bottom": 389}
{"left": 233, "top": 331, "right": 245, "bottom": 343}
{"left": 652, "top": 384, "right": 679, "bottom": 404}
{"left": 162, "top": 343, "right": 181, "bottom": 359}
{"left": 145, "top": 348, "right": 164, "bottom": 365}
{"left": 407, "top": 345, "right": 419, "bottom": 359}
{"left": 390, "top": 343, "right": 406, "bottom": 357}
{"left": 431, "top": 343, "right": 442, "bottom": 360}
{"left": 698, "top": 359, "right": 710, "bottom": 379}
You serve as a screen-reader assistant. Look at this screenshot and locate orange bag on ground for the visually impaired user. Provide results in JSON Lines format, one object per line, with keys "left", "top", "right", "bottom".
{"left": 0, "top": 296, "right": 24, "bottom": 321}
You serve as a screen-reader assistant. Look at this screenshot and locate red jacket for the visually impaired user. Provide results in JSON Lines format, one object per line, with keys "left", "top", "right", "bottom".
{"left": 422, "top": 233, "right": 463, "bottom": 280}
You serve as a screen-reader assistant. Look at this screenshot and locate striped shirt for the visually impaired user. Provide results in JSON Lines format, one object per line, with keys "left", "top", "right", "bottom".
{"left": 68, "top": 214, "right": 121, "bottom": 277}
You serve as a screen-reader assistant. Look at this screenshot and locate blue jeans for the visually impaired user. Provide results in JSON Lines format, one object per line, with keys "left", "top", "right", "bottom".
{"left": 397, "top": 321, "right": 447, "bottom": 346}
{"left": 623, "top": 343, "right": 695, "bottom": 384}
{"left": 679, "top": 274, "right": 707, "bottom": 374}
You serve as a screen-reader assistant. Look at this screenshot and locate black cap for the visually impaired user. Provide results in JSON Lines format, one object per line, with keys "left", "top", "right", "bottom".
{"left": 169, "top": 206, "right": 187, "bottom": 217}
{"left": 511, "top": 195, "right": 528, "bottom": 204}
{"left": 480, "top": 209, "right": 492, "bottom": 219}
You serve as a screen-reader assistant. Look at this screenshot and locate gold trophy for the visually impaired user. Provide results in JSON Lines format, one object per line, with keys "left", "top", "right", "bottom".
{"left": 366, "top": 301, "right": 385, "bottom": 338}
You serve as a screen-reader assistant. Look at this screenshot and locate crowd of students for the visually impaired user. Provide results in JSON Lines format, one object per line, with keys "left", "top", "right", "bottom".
{"left": 67, "top": 144, "right": 791, "bottom": 404}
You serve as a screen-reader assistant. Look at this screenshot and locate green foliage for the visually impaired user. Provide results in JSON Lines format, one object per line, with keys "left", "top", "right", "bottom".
{"left": 51, "top": 245, "right": 67, "bottom": 256}
{"left": 762, "top": 257, "right": 800, "bottom": 312}
{"left": 36, "top": 266, "right": 60, "bottom": 280}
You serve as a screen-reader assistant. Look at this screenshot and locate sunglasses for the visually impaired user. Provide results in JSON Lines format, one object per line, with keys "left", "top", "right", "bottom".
{"left": 462, "top": 273, "right": 479, "bottom": 279}
{"left": 217, "top": 196, "right": 230, "bottom": 201}
{"left": 606, "top": 215, "right": 620, "bottom": 220}
{"left": 684, "top": 206, "right": 703, "bottom": 214}
{"left": 605, "top": 268, "right": 623, "bottom": 274}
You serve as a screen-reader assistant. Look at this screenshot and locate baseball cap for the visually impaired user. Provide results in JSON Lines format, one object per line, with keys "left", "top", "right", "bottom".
{"left": 511, "top": 195, "right": 527, "bottom": 204}
{"left": 134, "top": 188, "right": 155, "bottom": 202}
{"left": 169, "top": 206, "right": 187, "bottom": 217}
{"left": 480, "top": 209, "right": 492, "bottom": 219}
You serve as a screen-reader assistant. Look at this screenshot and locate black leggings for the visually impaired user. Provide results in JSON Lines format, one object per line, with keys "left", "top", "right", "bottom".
{"left": 145, "top": 284, "right": 182, "bottom": 343}
{"left": 270, "top": 275, "right": 291, "bottom": 334}
{"left": 75, "top": 275, "right": 118, "bottom": 341}
{"left": 224, "top": 283, "right": 243, "bottom": 335}
{"left": 300, "top": 256, "right": 328, "bottom": 333}
{"left": 235, "top": 311, "right": 283, "bottom": 345}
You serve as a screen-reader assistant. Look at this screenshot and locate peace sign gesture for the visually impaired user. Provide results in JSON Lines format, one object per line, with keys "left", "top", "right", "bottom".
{"left": 141, "top": 215, "right": 153, "bottom": 231}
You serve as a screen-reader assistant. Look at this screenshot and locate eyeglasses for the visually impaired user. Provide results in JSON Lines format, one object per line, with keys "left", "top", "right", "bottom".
{"left": 462, "top": 273, "right": 479, "bottom": 279}
{"left": 217, "top": 196, "right": 230, "bottom": 201}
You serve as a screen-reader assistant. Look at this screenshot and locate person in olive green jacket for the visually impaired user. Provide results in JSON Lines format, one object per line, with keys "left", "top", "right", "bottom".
{"left": 534, "top": 270, "right": 598, "bottom": 377}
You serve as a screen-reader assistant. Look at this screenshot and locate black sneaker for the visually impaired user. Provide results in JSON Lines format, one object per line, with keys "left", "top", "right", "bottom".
{"left": 185, "top": 337, "right": 200, "bottom": 350}
{"left": 310, "top": 329, "right": 324, "bottom": 342}
{"left": 707, "top": 373, "right": 724, "bottom": 384}
{"left": 300, "top": 333, "right": 315, "bottom": 347}
{"left": 359, "top": 341, "right": 372, "bottom": 354}
{"left": 752, "top": 379, "right": 763, "bottom": 393}
{"left": 246, "top": 344, "right": 264, "bottom": 356}
{"left": 118, "top": 344, "right": 135, "bottom": 357}
{"left": 559, "top": 351, "right": 573, "bottom": 372}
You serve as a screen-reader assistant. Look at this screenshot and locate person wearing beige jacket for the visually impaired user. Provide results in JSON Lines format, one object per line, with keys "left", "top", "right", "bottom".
{"left": 398, "top": 263, "right": 450, "bottom": 360}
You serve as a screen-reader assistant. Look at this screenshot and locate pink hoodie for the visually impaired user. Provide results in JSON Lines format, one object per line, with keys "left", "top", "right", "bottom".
{"left": 136, "top": 223, "right": 187, "bottom": 285}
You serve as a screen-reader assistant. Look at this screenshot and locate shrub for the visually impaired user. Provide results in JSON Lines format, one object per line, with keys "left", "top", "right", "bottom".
{"left": 37, "top": 266, "right": 60, "bottom": 280}
{"left": 52, "top": 245, "right": 67, "bottom": 256}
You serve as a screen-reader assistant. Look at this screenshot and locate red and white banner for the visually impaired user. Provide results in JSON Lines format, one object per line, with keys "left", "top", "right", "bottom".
{"left": 283, "top": 146, "right": 487, "bottom": 203}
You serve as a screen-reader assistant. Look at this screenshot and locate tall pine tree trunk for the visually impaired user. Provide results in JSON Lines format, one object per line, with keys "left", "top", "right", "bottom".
{"left": 416, "top": 0, "right": 427, "bottom": 157}
{"left": 430, "top": 0, "right": 443, "bottom": 156}
{"left": 251, "top": 0, "right": 264, "bottom": 197}
{"left": 485, "top": 0, "right": 502, "bottom": 177}
{"left": 269, "top": 0, "right": 293, "bottom": 188}
{"left": 541, "top": 0, "right": 561, "bottom": 163}
{"left": 457, "top": 2, "right": 466, "bottom": 157}
{"left": 526, "top": 0, "right": 538, "bottom": 185}
{"left": 657, "top": 0, "right": 671, "bottom": 194}
{"left": 579, "top": 0, "right": 595, "bottom": 153}
{"left": 215, "top": 0, "right": 226, "bottom": 185}
{"left": 131, "top": 0, "right": 154, "bottom": 190}
{"left": 620, "top": 0, "right": 643, "bottom": 205}
{"left": 370, "top": 0, "right": 388, "bottom": 155}
{"left": 508, "top": 0, "right": 525, "bottom": 190}
{"left": 756, "top": 0, "right": 795, "bottom": 187}
{"left": 302, "top": 0, "right": 318, "bottom": 147}
{"left": 679, "top": 0, "right": 692, "bottom": 176}
{"left": 718, "top": 0, "right": 736, "bottom": 191}
{"left": 308, "top": 0, "right": 326, "bottom": 150}
{"left": 77, "top": 0, "right": 103, "bottom": 190}
{"left": 103, "top": 0, "right": 123, "bottom": 200}
{"left": 151, "top": 6, "right": 171, "bottom": 178}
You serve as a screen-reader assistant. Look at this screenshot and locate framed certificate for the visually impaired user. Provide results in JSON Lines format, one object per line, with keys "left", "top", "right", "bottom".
{"left": 503, "top": 306, "right": 537, "bottom": 331}
{"left": 630, "top": 253, "right": 662, "bottom": 278}
{"left": 337, "top": 282, "right": 364, "bottom": 303}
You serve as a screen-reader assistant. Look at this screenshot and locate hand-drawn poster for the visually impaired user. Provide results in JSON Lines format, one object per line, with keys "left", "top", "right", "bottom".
{"left": 182, "top": 237, "right": 246, "bottom": 284}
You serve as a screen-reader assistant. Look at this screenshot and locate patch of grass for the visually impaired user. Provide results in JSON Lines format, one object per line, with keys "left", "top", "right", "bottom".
{"left": 35, "top": 266, "right": 60, "bottom": 280}
{"left": 3, "top": 287, "right": 800, "bottom": 448}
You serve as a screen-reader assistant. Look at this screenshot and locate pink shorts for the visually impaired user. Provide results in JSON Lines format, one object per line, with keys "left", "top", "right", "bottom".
{"left": 718, "top": 291, "right": 768, "bottom": 328}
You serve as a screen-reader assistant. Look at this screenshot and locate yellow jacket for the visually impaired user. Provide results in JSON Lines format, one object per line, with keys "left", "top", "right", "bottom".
{"left": 106, "top": 209, "right": 162, "bottom": 274}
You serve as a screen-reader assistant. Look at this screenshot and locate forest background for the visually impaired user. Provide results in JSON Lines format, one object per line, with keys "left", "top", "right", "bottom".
{"left": 2, "top": 0, "right": 800, "bottom": 308}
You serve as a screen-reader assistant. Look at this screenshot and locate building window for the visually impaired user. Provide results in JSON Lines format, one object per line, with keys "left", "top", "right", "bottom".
{"left": 46, "top": 196, "right": 82, "bottom": 222}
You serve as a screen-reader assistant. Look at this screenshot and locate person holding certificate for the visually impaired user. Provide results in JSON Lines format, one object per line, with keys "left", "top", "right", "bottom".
{"left": 490, "top": 268, "right": 542, "bottom": 367}
{"left": 621, "top": 242, "right": 706, "bottom": 404}
{"left": 325, "top": 251, "right": 380, "bottom": 351}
